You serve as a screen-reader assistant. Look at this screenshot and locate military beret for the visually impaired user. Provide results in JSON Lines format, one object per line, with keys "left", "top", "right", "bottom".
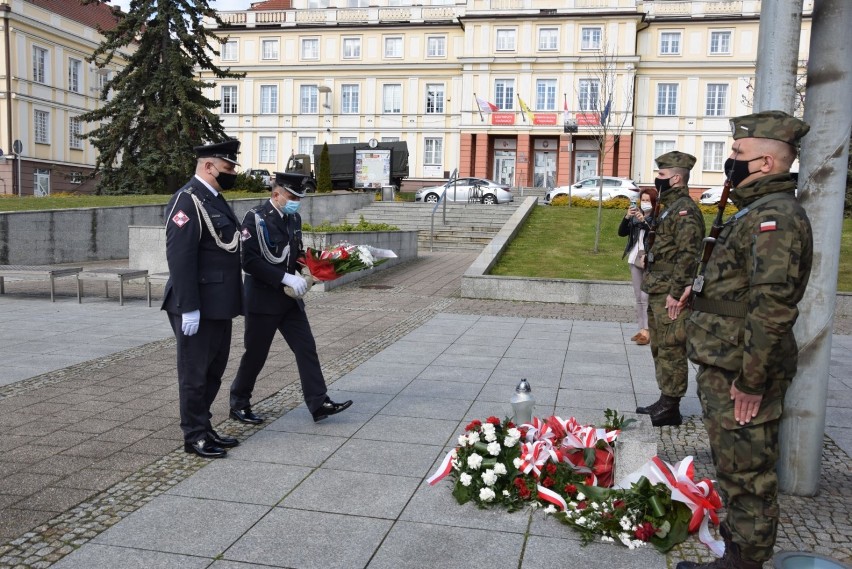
{"left": 273, "top": 171, "right": 309, "bottom": 198}
{"left": 655, "top": 151, "right": 696, "bottom": 171}
{"left": 730, "top": 110, "right": 810, "bottom": 147}
{"left": 194, "top": 139, "right": 241, "bottom": 166}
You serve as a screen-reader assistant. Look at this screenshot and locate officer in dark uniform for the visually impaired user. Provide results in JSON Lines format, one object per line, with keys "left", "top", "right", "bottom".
{"left": 228, "top": 171, "right": 352, "bottom": 424}
{"left": 162, "top": 139, "right": 244, "bottom": 458}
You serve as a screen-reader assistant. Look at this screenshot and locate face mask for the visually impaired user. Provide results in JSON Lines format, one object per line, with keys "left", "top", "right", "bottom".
{"left": 654, "top": 177, "right": 671, "bottom": 193}
{"left": 640, "top": 203, "right": 653, "bottom": 212}
{"left": 724, "top": 156, "right": 764, "bottom": 188}
{"left": 212, "top": 166, "right": 238, "bottom": 191}
{"left": 283, "top": 200, "right": 301, "bottom": 215}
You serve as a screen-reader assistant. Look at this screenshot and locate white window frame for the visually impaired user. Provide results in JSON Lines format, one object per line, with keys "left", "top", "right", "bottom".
{"left": 383, "top": 84, "right": 401, "bottom": 114}
{"left": 709, "top": 30, "right": 732, "bottom": 55}
{"left": 424, "top": 137, "right": 443, "bottom": 166}
{"left": 259, "top": 136, "right": 277, "bottom": 163}
{"left": 69, "top": 116, "right": 83, "bottom": 149}
{"left": 33, "top": 46, "right": 47, "bottom": 84}
{"left": 496, "top": 29, "right": 516, "bottom": 52}
{"left": 384, "top": 36, "right": 403, "bottom": 59}
{"left": 705, "top": 83, "right": 728, "bottom": 117}
{"left": 301, "top": 37, "right": 319, "bottom": 60}
{"left": 535, "top": 79, "right": 557, "bottom": 111}
{"left": 654, "top": 140, "right": 676, "bottom": 159}
{"left": 703, "top": 141, "right": 726, "bottom": 171}
{"left": 261, "top": 38, "right": 280, "bottom": 61}
{"left": 342, "top": 37, "right": 361, "bottom": 59}
{"left": 341, "top": 84, "right": 360, "bottom": 114}
{"left": 426, "top": 36, "right": 446, "bottom": 58}
{"left": 221, "top": 85, "right": 238, "bottom": 114}
{"left": 34, "top": 109, "right": 50, "bottom": 144}
{"left": 656, "top": 83, "right": 678, "bottom": 116}
{"left": 340, "top": 137, "right": 358, "bottom": 144}
{"left": 221, "top": 40, "right": 238, "bottom": 61}
{"left": 298, "top": 137, "right": 315, "bottom": 155}
{"left": 494, "top": 79, "right": 514, "bottom": 111}
{"left": 260, "top": 85, "right": 278, "bottom": 114}
{"left": 34, "top": 169, "right": 50, "bottom": 196}
{"left": 538, "top": 27, "right": 558, "bottom": 51}
{"left": 580, "top": 27, "right": 602, "bottom": 51}
{"left": 300, "top": 85, "right": 318, "bottom": 114}
{"left": 578, "top": 79, "right": 600, "bottom": 112}
{"left": 381, "top": 136, "right": 400, "bottom": 142}
{"left": 68, "top": 58, "right": 82, "bottom": 93}
{"left": 659, "top": 31, "right": 682, "bottom": 55}
{"left": 425, "top": 83, "right": 444, "bottom": 114}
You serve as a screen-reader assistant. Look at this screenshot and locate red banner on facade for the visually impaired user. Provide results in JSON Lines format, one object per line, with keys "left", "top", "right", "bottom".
{"left": 491, "top": 113, "right": 516, "bottom": 125}
{"left": 533, "top": 114, "right": 558, "bottom": 125}
{"left": 576, "top": 112, "right": 600, "bottom": 126}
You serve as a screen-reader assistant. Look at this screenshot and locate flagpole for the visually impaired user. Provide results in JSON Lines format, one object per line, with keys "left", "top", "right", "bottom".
{"left": 473, "top": 92, "right": 484, "bottom": 122}
{"left": 516, "top": 93, "right": 526, "bottom": 122}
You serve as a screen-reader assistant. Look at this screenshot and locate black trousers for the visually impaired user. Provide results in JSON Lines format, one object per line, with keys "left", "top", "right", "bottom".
{"left": 230, "top": 305, "right": 328, "bottom": 414}
{"left": 168, "top": 314, "right": 232, "bottom": 443}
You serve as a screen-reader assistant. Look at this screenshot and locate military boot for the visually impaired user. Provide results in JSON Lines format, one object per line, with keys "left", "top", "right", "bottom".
{"left": 676, "top": 540, "right": 763, "bottom": 569}
{"left": 650, "top": 395, "right": 682, "bottom": 426}
{"left": 636, "top": 395, "right": 664, "bottom": 415}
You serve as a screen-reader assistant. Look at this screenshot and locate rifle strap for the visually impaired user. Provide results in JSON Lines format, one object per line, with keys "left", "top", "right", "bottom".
{"left": 692, "top": 296, "right": 747, "bottom": 318}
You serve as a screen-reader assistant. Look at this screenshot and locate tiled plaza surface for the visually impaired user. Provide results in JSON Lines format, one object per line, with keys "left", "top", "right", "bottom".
{"left": 0, "top": 252, "right": 849, "bottom": 568}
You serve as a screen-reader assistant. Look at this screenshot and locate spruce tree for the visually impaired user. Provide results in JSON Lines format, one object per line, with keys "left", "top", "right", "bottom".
{"left": 81, "top": 0, "right": 243, "bottom": 195}
{"left": 318, "top": 142, "right": 333, "bottom": 193}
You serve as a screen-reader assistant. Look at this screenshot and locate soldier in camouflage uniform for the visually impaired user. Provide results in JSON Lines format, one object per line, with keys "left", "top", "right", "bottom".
{"left": 637, "top": 151, "right": 706, "bottom": 426}
{"left": 677, "top": 111, "right": 813, "bottom": 569}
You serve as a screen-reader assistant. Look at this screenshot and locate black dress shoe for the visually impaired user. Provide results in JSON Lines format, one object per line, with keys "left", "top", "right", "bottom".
{"left": 311, "top": 398, "right": 353, "bottom": 422}
{"left": 184, "top": 438, "right": 227, "bottom": 458}
{"left": 230, "top": 407, "right": 265, "bottom": 425}
{"left": 209, "top": 429, "right": 239, "bottom": 448}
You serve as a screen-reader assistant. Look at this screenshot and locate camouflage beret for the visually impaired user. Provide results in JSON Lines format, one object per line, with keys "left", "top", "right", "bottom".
{"left": 655, "top": 151, "right": 696, "bottom": 171}
{"left": 730, "top": 110, "right": 810, "bottom": 147}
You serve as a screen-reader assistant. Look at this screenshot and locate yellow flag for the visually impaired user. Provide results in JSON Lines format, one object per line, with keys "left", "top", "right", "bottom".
{"left": 518, "top": 96, "right": 534, "bottom": 123}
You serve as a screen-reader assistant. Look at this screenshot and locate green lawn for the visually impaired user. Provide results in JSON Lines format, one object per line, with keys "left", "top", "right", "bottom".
{"left": 0, "top": 191, "right": 264, "bottom": 212}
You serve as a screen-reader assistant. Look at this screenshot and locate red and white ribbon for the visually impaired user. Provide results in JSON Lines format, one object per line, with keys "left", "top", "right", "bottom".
{"left": 427, "top": 448, "right": 457, "bottom": 486}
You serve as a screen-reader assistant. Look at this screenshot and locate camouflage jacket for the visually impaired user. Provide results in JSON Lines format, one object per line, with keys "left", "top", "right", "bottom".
{"left": 641, "top": 185, "right": 705, "bottom": 297}
{"left": 686, "top": 173, "right": 813, "bottom": 395}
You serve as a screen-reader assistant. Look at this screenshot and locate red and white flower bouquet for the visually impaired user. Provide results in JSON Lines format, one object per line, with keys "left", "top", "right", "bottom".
{"left": 283, "top": 242, "right": 397, "bottom": 297}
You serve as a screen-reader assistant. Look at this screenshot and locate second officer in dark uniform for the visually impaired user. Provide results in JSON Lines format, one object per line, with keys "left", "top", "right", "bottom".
{"left": 228, "top": 171, "right": 352, "bottom": 424}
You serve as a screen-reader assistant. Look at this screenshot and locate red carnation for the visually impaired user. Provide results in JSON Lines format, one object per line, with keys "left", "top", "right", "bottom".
{"left": 507, "top": 421, "right": 516, "bottom": 429}
{"left": 465, "top": 420, "right": 482, "bottom": 432}
{"left": 634, "top": 522, "right": 656, "bottom": 541}
{"left": 545, "top": 463, "right": 557, "bottom": 475}
{"left": 486, "top": 416, "right": 501, "bottom": 426}
{"left": 577, "top": 501, "right": 587, "bottom": 510}
{"left": 613, "top": 499, "right": 626, "bottom": 509}
{"left": 564, "top": 484, "right": 577, "bottom": 495}
{"left": 542, "top": 476, "right": 556, "bottom": 488}
{"left": 513, "top": 477, "right": 525, "bottom": 488}
{"left": 518, "top": 485, "right": 531, "bottom": 499}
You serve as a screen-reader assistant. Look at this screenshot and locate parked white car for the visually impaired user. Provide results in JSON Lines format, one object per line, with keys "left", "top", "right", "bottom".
{"left": 544, "top": 177, "right": 639, "bottom": 204}
{"left": 699, "top": 186, "right": 725, "bottom": 205}
{"left": 415, "top": 177, "right": 513, "bottom": 205}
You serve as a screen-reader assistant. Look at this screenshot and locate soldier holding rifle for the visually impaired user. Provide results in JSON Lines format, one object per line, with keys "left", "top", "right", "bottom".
{"left": 677, "top": 111, "right": 813, "bottom": 569}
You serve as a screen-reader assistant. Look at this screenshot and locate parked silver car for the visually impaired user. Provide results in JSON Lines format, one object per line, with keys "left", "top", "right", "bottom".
{"left": 415, "top": 177, "right": 513, "bottom": 205}
{"left": 248, "top": 168, "right": 272, "bottom": 187}
{"left": 545, "top": 176, "right": 639, "bottom": 204}
{"left": 699, "top": 186, "right": 725, "bottom": 205}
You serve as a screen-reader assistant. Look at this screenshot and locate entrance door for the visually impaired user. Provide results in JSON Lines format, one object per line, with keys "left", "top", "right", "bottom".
{"left": 575, "top": 151, "right": 598, "bottom": 182}
{"left": 533, "top": 151, "right": 556, "bottom": 188}
{"left": 493, "top": 151, "right": 516, "bottom": 186}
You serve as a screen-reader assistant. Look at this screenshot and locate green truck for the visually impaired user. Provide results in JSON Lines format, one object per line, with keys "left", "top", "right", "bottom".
{"left": 285, "top": 141, "right": 409, "bottom": 193}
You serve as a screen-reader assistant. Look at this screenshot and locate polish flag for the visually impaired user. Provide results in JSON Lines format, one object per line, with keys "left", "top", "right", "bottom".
{"left": 476, "top": 97, "right": 498, "bottom": 113}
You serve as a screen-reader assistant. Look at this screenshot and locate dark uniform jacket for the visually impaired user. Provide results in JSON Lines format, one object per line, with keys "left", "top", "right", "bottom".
{"left": 687, "top": 173, "right": 813, "bottom": 404}
{"left": 239, "top": 200, "right": 306, "bottom": 314}
{"left": 641, "top": 185, "right": 705, "bottom": 297}
{"left": 161, "top": 177, "right": 243, "bottom": 320}
{"left": 618, "top": 214, "right": 653, "bottom": 259}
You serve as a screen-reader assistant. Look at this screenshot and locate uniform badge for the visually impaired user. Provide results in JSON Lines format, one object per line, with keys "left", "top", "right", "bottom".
{"left": 172, "top": 210, "right": 190, "bottom": 228}
{"left": 240, "top": 228, "right": 252, "bottom": 241}
{"left": 678, "top": 210, "right": 688, "bottom": 216}
{"left": 759, "top": 221, "right": 777, "bottom": 232}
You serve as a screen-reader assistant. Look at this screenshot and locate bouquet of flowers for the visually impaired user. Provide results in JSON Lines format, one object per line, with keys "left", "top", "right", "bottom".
{"left": 283, "top": 242, "right": 397, "bottom": 298}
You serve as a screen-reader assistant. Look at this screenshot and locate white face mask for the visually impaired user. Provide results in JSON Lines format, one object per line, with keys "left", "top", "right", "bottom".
{"left": 640, "top": 203, "right": 653, "bottom": 212}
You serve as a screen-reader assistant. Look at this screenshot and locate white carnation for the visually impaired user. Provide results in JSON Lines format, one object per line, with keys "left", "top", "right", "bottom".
{"left": 543, "top": 505, "right": 557, "bottom": 515}
{"left": 493, "top": 463, "right": 507, "bottom": 475}
{"left": 576, "top": 492, "right": 586, "bottom": 501}
{"left": 460, "top": 473, "right": 472, "bottom": 487}
{"left": 486, "top": 441, "right": 501, "bottom": 456}
{"left": 507, "top": 427, "right": 521, "bottom": 439}
{"left": 467, "top": 431, "right": 481, "bottom": 444}
{"left": 503, "top": 435, "right": 518, "bottom": 448}
{"left": 482, "top": 469, "right": 498, "bottom": 486}
{"left": 467, "top": 453, "right": 483, "bottom": 470}
{"left": 457, "top": 434, "right": 468, "bottom": 446}
{"left": 479, "top": 487, "right": 496, "bottom": 502}
{"left": 484, "top": 431, "right": 498, "bottom": 442}
{"left": 513, "top": 457, "right": 523, "bottom": 469}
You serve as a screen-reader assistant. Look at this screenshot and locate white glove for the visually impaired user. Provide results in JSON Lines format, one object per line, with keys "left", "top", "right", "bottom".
{"left": 282, "top": 272, "right": 308, "bottom": 296}
{"left": 181, "top": 310, "right": 200, "bottom": 336}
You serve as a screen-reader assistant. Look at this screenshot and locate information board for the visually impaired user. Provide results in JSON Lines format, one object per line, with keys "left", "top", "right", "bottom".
{"left": 354, "top": 149, "right": 391, "bottom": 189}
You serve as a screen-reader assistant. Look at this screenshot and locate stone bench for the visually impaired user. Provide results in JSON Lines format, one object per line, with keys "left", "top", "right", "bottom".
{"left": 77, "top": 268, "right": 150, "bottom": 306}
{"left": 0, "top": 265, "right": 83, "bottom": 302}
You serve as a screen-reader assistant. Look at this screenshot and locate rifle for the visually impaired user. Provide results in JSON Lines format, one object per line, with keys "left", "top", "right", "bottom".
{"left": 692, "top": 178, "right": 733, "bottom": 295}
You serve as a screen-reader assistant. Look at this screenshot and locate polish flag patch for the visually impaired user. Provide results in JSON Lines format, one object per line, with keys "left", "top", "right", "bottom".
{"left": 240, "top": 228, "right": 252, "bottom": 241}
{"left": 678, "top": 210, "right": 688, "bottom": 216}
{"left": 759, "top": 221, "right": 777, "bottom": 232}
{"left": 171, "top": 210, "right": 190, "bottom": 228}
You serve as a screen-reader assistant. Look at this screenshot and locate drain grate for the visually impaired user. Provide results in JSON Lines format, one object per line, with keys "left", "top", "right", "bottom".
{"left": 359, "top": 284, "right": 395, "bottom": 290}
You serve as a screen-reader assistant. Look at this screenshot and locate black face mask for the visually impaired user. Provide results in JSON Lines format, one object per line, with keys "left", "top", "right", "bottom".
{"left": 213, "top": 167, "right": 238, "bottom": 191}
{"left": 724, "top": 156, "right": 764, "bottom": 188}
{"left": 654, "top": 176, "right": 672, "bottom": 194}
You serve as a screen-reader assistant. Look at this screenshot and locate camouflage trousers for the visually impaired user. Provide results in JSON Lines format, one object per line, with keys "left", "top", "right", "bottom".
{"left": 696, "top": 365, "right": 791, "bottom": 563}
{"left": 647, "top": 292, "right": 690, "bottom": 397}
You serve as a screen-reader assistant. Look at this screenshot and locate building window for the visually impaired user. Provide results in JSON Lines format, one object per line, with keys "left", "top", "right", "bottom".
{"left": 301, "top": 38, "right": 319, "bottom": 60}
{"left": 384, "top": 37, "right": 402, "bottom": 58}
{"left": 261, "top": 39, "right": 279, "bottom": 60}
{"left": 341, "top": 84, "right": 359, "bottom": 114}
{"left": 494, "top": 79, "right": 514, "bottom": 110}
{"left": 426, "top": 36, "right": 446, "bottom": 58}
{"left": 259, "top": 137, "right": 276, "bottom": 163}
{"left": 69, "top": 116, "right": 83, "bottom": 149}
{"left": 68, "top": 58, "right": 82, "bottom": 93}
{"left": 425, "top": 84, "right": 444, "bottom": 114}
{"left": 660, "top": 31, "right": 681, "bottom": 55}
{"left": 654, "top": 140, "right": 675, "bottom": 159}
{"left": 298, "top": 137, "right": 315, "bottom": 155}
{"left": 342, "top": 37, "right": 361, "bottom": 59}
{"left": 260, "top": 85, "right": 278, "bottom": 114}
{"left": 578, "top": 79, "right": 600, "bottom": 112}
{"left": 703, "top": 141, "right": 725, "bottom": 171}
{"left": 221, "top": 40, "right": 238, "bottom": 61}
{"left": 535, "top": 79, "right": 557, "bottom": 111}
{"left": 538, "top": 27, "right": 558, "bottom": 51}
{"left": 709, "top": 30, "right": 732, "bottom": 55}
{"left": 580, "top": 27, "right": 602, "bottom": 50}
{"left": 34, "top": 110, "right": 50, "bottom": 144}
{"left": 34, "top": 169, "right": 50, "bottom": 196}
{"left": 656, "top": 83, "right": 678, "bottom": 116}
{"left": 98, "top": 70, "right": 110, "bottom": 91}
{"left": 382, "top": 136, "right": 399, "bottom": 142}
{"left": 496, "top": 29, "right": 516, "bottom": 52}
{"left": 424, "top": 137, "right": 443, "bottom": 166}
{"left": 33, "top": 46, "right": 47, "bottom": 84}
{"left": 221, "top": 85, "right": 238, "bottom": 114}
{"left": 300, "top": 85, "right": 318, "bottom": 114}
{"left": 69, "top": 172, "right": 83, "bottom": 184}
{"left": 340, "top": 137, "right": 358, "bottom": 144}
{"left": 706, "top": 84, "right": 728, "bottom": 117}
{"left": 308, "top": 0, "right": 328, "bottom": 6}
{"left": 383, "top": 84, "right": 401, "bottom": 114}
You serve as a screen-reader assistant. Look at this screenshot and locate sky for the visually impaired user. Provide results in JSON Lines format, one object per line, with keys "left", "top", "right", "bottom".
{"left": 109, "top": 0, "right": 255, "bottom": 12}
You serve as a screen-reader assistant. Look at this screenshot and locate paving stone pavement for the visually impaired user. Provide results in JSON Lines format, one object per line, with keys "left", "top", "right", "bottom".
{"left": 0, "top": 252, "right": 849, "bottom": 569}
